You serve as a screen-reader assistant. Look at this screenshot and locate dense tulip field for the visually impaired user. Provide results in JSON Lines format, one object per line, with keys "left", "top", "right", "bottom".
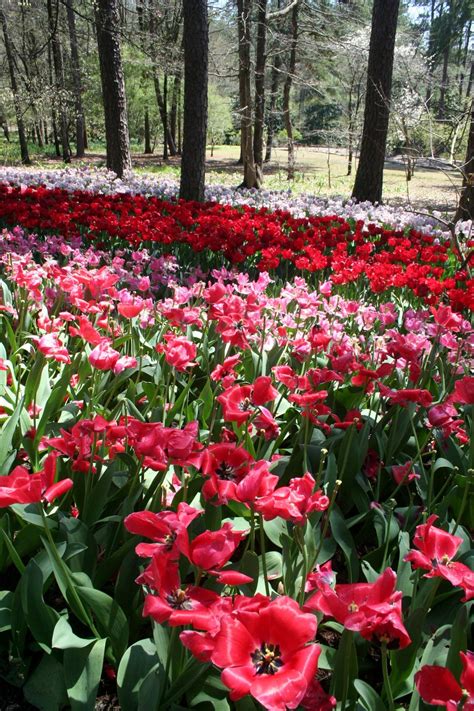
{"left": 0, "top": 168, "right": 472, "bottom": 711}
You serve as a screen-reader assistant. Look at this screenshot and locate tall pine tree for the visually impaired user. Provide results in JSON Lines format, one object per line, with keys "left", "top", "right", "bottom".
{"left": 352, "top": 0, "right": 400, "bottom": 203}
{"left": 179, "top": 0, "right": 208, "bottom": 201}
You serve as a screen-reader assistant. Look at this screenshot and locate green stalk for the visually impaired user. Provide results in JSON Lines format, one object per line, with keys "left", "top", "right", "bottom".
{"left": 295, "top": 525, "right": 309, "bottom": 606}
{"left": 381, "top": 499, "right": 396, "bottom": 571}
{"left": 40, "top": 507, "right": 99, "bottom": 637}
{"left": 259, "top": 514, "right": 270, "bottom": 596}
{"left": 311, "top": 480, "right": 341, "bottom": 568}
{"left": 381, "top": 643, "right": 395, "bottom": 711}
{"left": 452, "top": 468, "right": 472, "bottom": 535}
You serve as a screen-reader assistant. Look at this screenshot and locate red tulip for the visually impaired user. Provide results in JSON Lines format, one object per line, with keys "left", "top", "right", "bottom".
{"left": 89, "top": 340, "right": 120, "bottom": 371}
{"left": 415, "top": 651, "right": 474, "bottom": 710}
{"left": 140, "top": 554, "right": 220, "bottom": 629}
{"left": 210, "top": 596, "right": 321, "bottom": 711}
{"left": 405, "top": 515, "right": 474, "bottom": 601}
{"left": 305, "top": 568, "right": 411, "bottom": 649}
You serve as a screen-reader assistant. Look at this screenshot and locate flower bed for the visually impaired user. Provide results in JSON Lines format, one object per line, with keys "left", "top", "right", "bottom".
{"left": 0, "top": 175, "right": 472, "bottom": 711}
{"left": 0, "top": 183, "right": 473, "bottom": 310}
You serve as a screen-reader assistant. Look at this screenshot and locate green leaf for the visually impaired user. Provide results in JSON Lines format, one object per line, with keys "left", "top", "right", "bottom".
{"left": 407, "top": 624, "right": 451, "bottom": 711}
{"left": 446, "top": 606, "right": 468, "bottom": 680}
{"left": 390, "top": 609, "right": 437, "bottom": 698}
{"left": 152, "top": 621, "right": 170, "bottom": 670}
{"left": 24, "top": 358, "right": 50, "bottom": 408}
{"left": 330, "top": 506, "right": 359, "bottom": 581}
{"left": 198, "top": 378, "right": 214, "bottom": 424}
{"left": 318, "top": 644, "right": 337, "bottom": 671}
{"left": 260, "top": 551, "right": 282, "bottom": 580}
{"left": 165, "top": 377, "right": 196, "bottom": 425}
{"left": 0, "top": 525, "right": 26, "bottom": 574}
{"left": 23, "top": 654, "right": 68, "bottom": 710}
{"left": 262, "top": 517, "right": 287, "bottom": 548}
{"left": 77, "top": 586, "right": 129, "bottom": 662}
{"left": 0, "top": 590, "right": 13, "bottom": 632}
{"left": 395, "top": 531, "right": 413, "bottom": 597}
{"left": 41, "top": 535, "right": 91, "bottom": 628}
{"left": 0, "top": 396, "right": 24, "bottom": 470}
{"left": 10, "top": 503, "right": 56, "bottom": 528}
{"left": 20, "top": 559, "right": 60, "bottom": 653}
{"left": 331, "top": 629, "right": 358, "bottom": 704}
{"left": 240, "top": 550, "right": 259, "bottom": 595}
{"left": 53, "top": 616, "right": 97, "bottom": 650}
{"left": 354, "top": 680, "right": 387, "bottom": 711}
{"left": 138, "top": 665, "right": 163, "bottom": 711}
{"left": 64, "top": 638, "right": 107, "bottom": 711}
{"left": 117, "top": 639, "right": 161, "bottom": 711}
{"left": 34, "top": 366, "right": 71, "bottom": 444}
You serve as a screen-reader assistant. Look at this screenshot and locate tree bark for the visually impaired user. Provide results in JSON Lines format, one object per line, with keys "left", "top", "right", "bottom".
{"left": 153, "top": 73, "right": 177, "bottom": 158}
{"left": 144, "top": 106, "right": 153, "bottom": 154}
{"left": 36, "top": 122, "right": 44, "bottom": 147}
{"left": 0, "top": 8, "right": 30, "bottom": 164}
{"left": 265, "top": 40, "right": 281, "bottom": 163}
{"left": 283, "top": 2, "right": 298, "bottom": 181}
{"left": 179, "top": 0, "right": 208, "bottom": 201}
{"left": 170, "top": 74, "right": 180, "bottom": 149}
{"left": 456, "top": 99, "right": 474, "bottom": 221}
{"left": 47, "top": 0, "right": 71, "bottom": 163}
{"left": 352, "top": 0, "right": 400, "bottom": 203}
{"left": 253, "top": 0, "right": 267, "bottom": 180}
{"left": 163, "top": 73, "right": 169, "bottom": 159}
{"left": 95, "top": 0, "right": 131, "bottom": 177}
{"left": 177, "top": 89, "right": 182, "bottom": 154}
{"left": 66, "top": 0, "right": 86, "bottom": 158}
{"left": 438, "top": 44, "right": 450, "bottom": 120}
{"left": 237, "top": 0, "right": 260, "bottom": 188}
{"left": 47, "top": 42, "right": 61, "bottom": 157}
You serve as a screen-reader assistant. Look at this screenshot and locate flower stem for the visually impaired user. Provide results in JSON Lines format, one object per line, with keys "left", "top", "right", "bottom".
{"left": 381, "top": 643, "right": 395, "bottom": 711}
{"left": 259, "top": 514, "right": 270, "bottom": 596}
{"left": 452, "top": 468, "right": 472, "bottom": 535}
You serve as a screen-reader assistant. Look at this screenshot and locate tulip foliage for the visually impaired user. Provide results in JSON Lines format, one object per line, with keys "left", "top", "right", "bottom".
{"left": 0, "top": 171, "right": 472, "bottom": 711}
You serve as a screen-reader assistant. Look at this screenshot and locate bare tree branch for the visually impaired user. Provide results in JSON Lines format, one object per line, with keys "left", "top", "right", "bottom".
{"left": 267, "top": 0, "right": 298, "bottom": 20}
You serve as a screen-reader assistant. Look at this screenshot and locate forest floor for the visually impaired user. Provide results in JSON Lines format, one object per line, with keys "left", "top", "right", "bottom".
{"left": 0, "top": 141, "right": 462, "bottom": 213}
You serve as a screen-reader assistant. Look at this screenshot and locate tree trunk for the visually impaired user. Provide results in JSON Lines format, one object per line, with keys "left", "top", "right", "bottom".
{"left": 179, "top": 0, "right": 208, "bottom": 201}
{"left": 177, "top": 90, "right": 182, "bottom": 154}
{"left": 456, "top": 99, "right": 474, "bottom": 221}
{"left": 47, "top": 42, "right": 61, "bottom": 157}
{"left": 163, "top": 73, "right": 169, "bottom": 159}
{"left": 265, "top": 46, "right": 281, "bottom": 163}
{"left": 2, "top": 116, "right": 10, "bottom": 142}
{"left": 66, "top": 0, "right": 86, "bottom": 158}
{"left": 36, "top": 122, "right": 44, "bottom": 147}
{"left": 466, "top": 60, "right": 473, "bottom": 99}
{"left": 283, "top": 2, "right": 298, "bottom": 181}
{"left": 253, "top": 0, "right": 267, "bottom": 181}
{"left": 347, "top": 82, "right": 354, "bottom": 175}
{"left": 47, "top": 0, "right": 71, "bottom": 163}
{"left": 237, "top": 0, "right": 260, "bottom": 188}
{"left": 0, "top": 8, "right": 30, "bottom": 164}
{"left": 438, "top": 44, "right": 450, "bottom": 120}
{"left": 425, "top": 0, "right": 436, "bottom": 109}
{"left": 352, "top": 0, "right": 400, "bottom": 203}
{"left": 144, "top": 107, "right": 153, "bottom": 154}
{"left": 153, "top": 73, "right": 177, "bottom": 158}
{"left": 95, "top": 0, "right": 131, "bottom": 177}
{"left": 170, "top": 74, "right": 180, "bottom": 149}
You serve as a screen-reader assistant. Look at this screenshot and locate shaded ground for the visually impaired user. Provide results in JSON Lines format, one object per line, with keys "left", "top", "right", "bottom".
{"left": 0, "top": 141, "right": 462, "bottom": 214}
